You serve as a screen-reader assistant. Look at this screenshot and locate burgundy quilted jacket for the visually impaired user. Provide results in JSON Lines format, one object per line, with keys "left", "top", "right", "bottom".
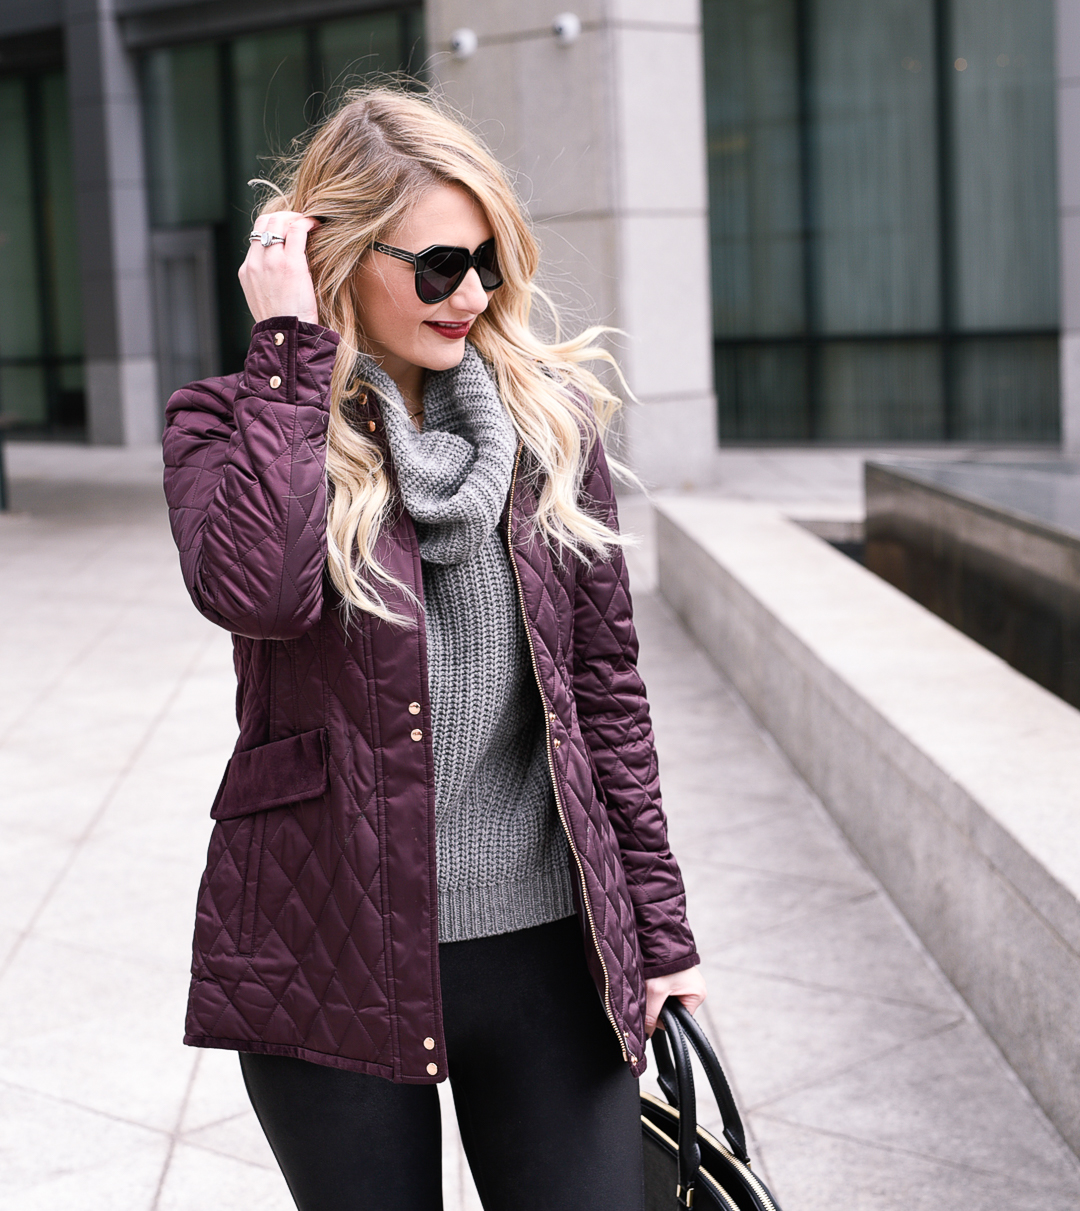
{"left": 162, "top": 316, "right": 698, "bottom": 1082}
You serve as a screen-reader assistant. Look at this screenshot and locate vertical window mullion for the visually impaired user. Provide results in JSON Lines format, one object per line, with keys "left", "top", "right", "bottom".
{"left": 934, "top": 0, "right": 957, "bottom": 438}
{"left": 25, "top": 73, "right": 57, "bottom": 430}
{"left": 795, "top": 0, "right": 818, "bottom": 437}
{"left": 218, "top": 38, "right": 241, "bottom": 375}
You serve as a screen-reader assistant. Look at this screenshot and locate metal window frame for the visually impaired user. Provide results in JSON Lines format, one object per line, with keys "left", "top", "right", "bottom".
{"left": 118, "top": 0, "right": 416, "bottom": 52}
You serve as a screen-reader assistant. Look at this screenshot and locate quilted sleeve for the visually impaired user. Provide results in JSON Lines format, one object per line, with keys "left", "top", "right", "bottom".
{"left": 572, "top": 437, "right": 700, "bottom": 979}
{"left": 162, "top": 316, "right": 340, "bottom": 640}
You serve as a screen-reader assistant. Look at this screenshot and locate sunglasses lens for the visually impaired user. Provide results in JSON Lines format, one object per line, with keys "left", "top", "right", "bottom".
{"left": 476, "top": 240, "right": 503, "bottom": 290}
{"left": 418, "top": 248, "right": 467, "bottom": 302}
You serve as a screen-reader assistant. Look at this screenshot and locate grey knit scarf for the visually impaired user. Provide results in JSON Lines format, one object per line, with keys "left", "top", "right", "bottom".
{"left": 358, "top": 342, "right": 518, "bottom": 563}
{"left": 357, "top": 341, "right": 574, "bottom": 943}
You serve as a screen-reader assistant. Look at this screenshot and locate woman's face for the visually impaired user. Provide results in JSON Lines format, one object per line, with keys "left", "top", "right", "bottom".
{"left": 353, "top": 183, "right": 495, "bottom": 388}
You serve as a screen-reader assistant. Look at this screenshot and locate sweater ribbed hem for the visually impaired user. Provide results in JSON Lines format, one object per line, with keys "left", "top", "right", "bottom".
{"left": 438, "top": 862, "right": 576, "bottom": 943}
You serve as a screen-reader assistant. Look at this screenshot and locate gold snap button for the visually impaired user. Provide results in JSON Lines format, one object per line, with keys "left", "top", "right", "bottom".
{"left": 269, "top": 375, "right": 282, "bottom": 389}
{"left": 411, "top": 728, "right": 423, "bottom": 742}
{"left": 553, "top": 738, "right": 561, "bottom": 749}
{"left": 426, "top": 1062, "right": 438, "bottom": 1075}
{"left": 367, "top": 420, "right": 376, "bottom": 432}
{"left": 408, "top": 702, "right": 421, "bottom": 715}
{"left": 423, "top": 1036, "right": 435, "bottom": 1050}
{"left": 273, "top": 332, "right": 285, "bottom": 346}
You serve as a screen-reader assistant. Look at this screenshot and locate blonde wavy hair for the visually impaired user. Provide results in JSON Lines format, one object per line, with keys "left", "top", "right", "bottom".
{"left": 257, "top": 85, "right": 627, "bottom": 623}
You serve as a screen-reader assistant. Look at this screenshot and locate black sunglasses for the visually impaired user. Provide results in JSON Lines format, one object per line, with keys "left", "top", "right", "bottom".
{"left": 372, "top": 237, "right": 504, "bottom": 303}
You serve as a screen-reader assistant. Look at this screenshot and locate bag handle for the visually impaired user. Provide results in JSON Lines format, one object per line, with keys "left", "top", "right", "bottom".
{"left": 669, "top": 1000, "right": 749, "bottom": 1164}
{"left": 651, "top": 1015, "right": 681, "bottom": 1108}
{"left": 656, "top": 1000, "right": 751, "bottom": 1167}
{"left": 658, "top": 1002, "right": 701, "bottom": 1206}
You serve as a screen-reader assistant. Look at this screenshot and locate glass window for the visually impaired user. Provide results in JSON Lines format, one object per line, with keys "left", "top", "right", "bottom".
{"left": 954, "top": 337, "right": 1058, "bottom": 439}
{"left": 950, "top": 0, "right": 1058, "bottom": 331}
{"left": 812, "top": 0, "right": 940, "bottom": 335}
{"left": 141, "top": 6, "right": 424, "bottom": 378}
{"left": 0, "top": 78, "right": 43, "bottom": 421}
{"left": 232, "top": 28, "right": 311, "bottom": 194}
{"left": 703, "top": 0, "right": 1059, "bottom": 442}
{"left": 42, "top": 73, "right": 83, "bottom": 372}
{"left": 818, "top": 340, "right": 943, "bottom": 438}
{"left": 227, "top": 29, "right": 312, "bottom": 349}
{"left": 705, "top": 0, "right": 804, "bottom": 340}
{"left": 0, "top": 68, "right": 82, "bottom": 430}
{"left": 716, "top": 343, "right": 810, "bottom": 439}
{"left": 319, "top": 13, "right": 404, "bottom": 97}
{"left": 144, "top": 43, "right": 225, "bottom": 228}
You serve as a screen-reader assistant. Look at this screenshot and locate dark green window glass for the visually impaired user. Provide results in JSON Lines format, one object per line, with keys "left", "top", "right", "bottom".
{"left": 817, "top": 340, "right": 943, "bottom": 439}
{"left": 0, "top": 67, "right": 83, "bottom": 431}
{"left": 0, "top": 76, "right": 43, "bottom": 424}
{"left": 319, "top": 13, "right": 404, "bottom": 95}
{"left": 812, "top": 0, "right": 940, "bottom": 336}
{"left": 42, "top": 72, "right": 82, "bottom": 376}
{"left": 141, "top": 6, "right": 424, "bottom": 386}
{"left": 228, "top": 29, "right": 312, "bottom": 348}
{"left": 706, "top": 0, "right": 803, "bottom": 341}
{"left": 704, "top": 0, "right": 1059, "bottom": 442}
{"left": 950, "top": 0, "right": 1058, "bottom": 330}
{"left": 232, "top": 29, "right": 311, "bottom": 194}
{"left": 143, "top": 44, "right": 225, "bottom": 228}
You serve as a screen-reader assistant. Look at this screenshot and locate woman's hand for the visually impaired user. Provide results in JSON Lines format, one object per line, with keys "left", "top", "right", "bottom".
{"left": 644, "top": 965, "right": 707, "bottom": 1036}
{"left": 238, "top": 211, "right": 321, "bottom": 325}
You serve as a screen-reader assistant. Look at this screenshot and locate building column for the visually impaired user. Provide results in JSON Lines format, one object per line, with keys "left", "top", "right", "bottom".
{"left": 63, "top": 0, "right": 158, "bottom": 445}
{"left": 1058, "top": 0, "right": 1080, "bottom": 457}
{"left": 427, "top": 0, "right": 716, "bottom": 488}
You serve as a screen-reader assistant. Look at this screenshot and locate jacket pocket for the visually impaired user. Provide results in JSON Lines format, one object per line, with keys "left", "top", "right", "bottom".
{"left": 211, "top": 727, "right": 329, "bottom": 820}
{"left": 209, "top": 728, "right": 329, "bottom": 955}
{"left": 237, "top": 812, "right": 267, "bottom": 955}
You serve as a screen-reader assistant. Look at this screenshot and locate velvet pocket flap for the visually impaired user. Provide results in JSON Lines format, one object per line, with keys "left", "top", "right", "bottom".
{"left": 211, "top": 727, "right": 329, "bottom": 820}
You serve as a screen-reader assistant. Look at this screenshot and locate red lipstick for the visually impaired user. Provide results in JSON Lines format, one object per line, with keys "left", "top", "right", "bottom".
{"left": 424, "top": 321, "right": 471, "bottom": 340}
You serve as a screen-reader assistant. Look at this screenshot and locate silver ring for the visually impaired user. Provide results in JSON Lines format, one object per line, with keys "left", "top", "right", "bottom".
{"left": 249, "top": 231, "right": 286, "bottom": 247}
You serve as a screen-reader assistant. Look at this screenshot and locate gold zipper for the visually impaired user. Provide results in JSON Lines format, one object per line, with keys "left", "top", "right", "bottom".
{"left": 505, "top": 445, "right": 628, "bottom": 1063}
{"left": 697, "top": 1124, "right": 777, "bottom": 1211}
{"left": 642, "top": 1094, "right": 777, "bottom": 1211}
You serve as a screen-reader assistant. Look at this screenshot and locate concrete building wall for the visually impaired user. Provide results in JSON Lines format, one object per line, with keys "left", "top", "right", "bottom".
{"left": 63, "top": 0, "right": 158, "bottom": 445}
{"left": 426, "top": 0, "right": 717, "bottom": 488}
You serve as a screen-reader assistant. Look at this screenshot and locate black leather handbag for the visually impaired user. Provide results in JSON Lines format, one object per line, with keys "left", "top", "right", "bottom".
{"left": 641, "top": 1001, "right": 783, "bottom": 1210}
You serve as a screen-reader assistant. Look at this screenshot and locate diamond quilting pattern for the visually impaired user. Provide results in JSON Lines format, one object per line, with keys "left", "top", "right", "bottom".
{"left": 165, "top": 322, "right": 696, "bottom": 1083}
{"left": 508, "top": 447, "right": 698, "bottom": 1068}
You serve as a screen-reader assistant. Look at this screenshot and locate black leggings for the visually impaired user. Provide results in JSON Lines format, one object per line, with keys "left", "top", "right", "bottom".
{"left": 239, "top": 916, "right": 644, "bottom": 1211}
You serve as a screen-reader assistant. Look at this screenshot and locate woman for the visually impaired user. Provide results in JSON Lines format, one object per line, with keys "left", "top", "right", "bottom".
{"left": 163, "top": 87, "right": 704, "bottom": 1211}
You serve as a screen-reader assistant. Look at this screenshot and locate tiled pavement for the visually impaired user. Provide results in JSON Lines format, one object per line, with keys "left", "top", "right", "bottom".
{"left": 1, "top": 444, "right": 1078, "bottom": 1209}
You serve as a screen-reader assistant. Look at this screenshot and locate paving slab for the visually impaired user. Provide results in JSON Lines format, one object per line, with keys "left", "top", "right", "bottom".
{"left": 0, "top": 448, "right": 1077, "bottom": 1209}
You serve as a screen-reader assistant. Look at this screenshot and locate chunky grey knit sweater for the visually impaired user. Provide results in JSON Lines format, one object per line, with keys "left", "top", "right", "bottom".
{"left": 361, "top": 343, "right": 574, "bottom": 943}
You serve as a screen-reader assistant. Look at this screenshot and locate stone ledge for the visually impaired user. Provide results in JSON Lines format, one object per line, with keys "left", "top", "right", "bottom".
{"left": 655, "top": 495, "right": 1080, "bottom": 1154}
